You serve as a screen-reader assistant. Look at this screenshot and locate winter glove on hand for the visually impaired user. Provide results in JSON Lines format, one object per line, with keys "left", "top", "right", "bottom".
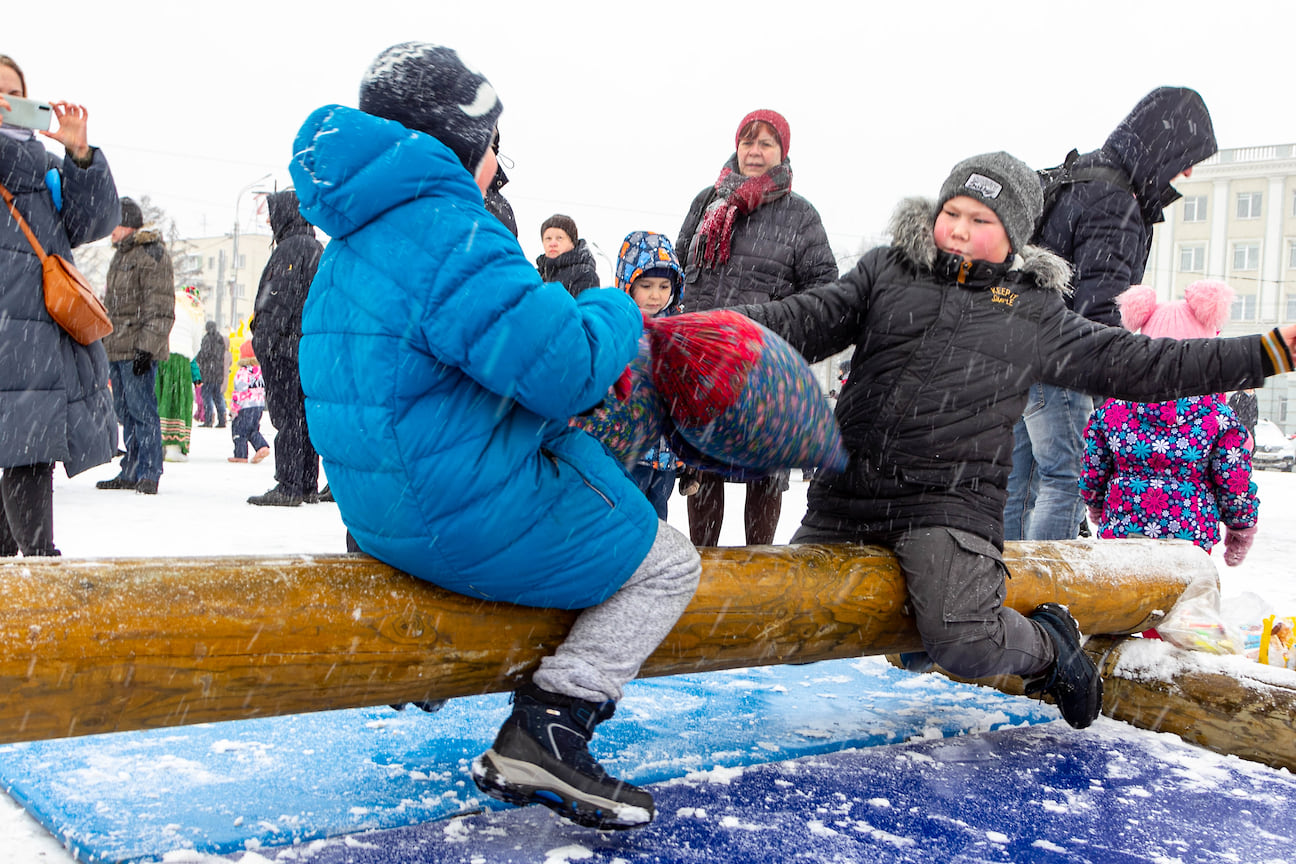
{"left": 132, "top": 349, "right": 153, "bottom": 376}
{"left": 677, "top": 467, "right": 701, "bottom": 497}
{"left": 1223, "top": 525, "right": 1257, "bottom": 567}
{"left": 1087, "top": 505, "right": 1104, "bottom": 530}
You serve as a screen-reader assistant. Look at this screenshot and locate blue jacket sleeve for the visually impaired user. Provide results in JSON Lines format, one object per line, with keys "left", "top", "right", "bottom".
{"left": 422, "top": 221, "right": 643, "bottom": 420}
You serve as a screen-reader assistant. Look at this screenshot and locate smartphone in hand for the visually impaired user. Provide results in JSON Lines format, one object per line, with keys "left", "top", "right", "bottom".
{"left": 0, "top": 96, "right": 53, "bottom": 131}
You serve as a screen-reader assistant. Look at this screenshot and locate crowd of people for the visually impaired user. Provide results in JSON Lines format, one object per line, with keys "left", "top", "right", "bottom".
{"left": 2, "top": 41, "right": 1291, "bottom": 835}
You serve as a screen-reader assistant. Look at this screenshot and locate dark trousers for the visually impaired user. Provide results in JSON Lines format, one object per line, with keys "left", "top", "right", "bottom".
{"left": 791, "top": 522, "right": 1054, "bottom": 680}
{"left": 629, "top": 464, "right": 675, "bottom": 521}
{"left": 202, "top": 383, "right": 227, "bottom": 426}
{"left": 686, "top": 471, "right": 784, "bottom": 546}
{"left": 258, "top": 344, "right": 319, "bottom": 497}
{"left": 0, "top": 463, "right": 58, "bottom": 556}
{"left": 231, "top": 407, "right": 270, "bottom": 458}
{"left": 109, "top": 359, "right": 163, "bottom": 483}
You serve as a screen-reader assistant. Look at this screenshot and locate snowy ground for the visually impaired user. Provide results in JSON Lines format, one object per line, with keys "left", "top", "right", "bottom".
{"left": 3, "top": 424, "right": 1296, "bottom": 862}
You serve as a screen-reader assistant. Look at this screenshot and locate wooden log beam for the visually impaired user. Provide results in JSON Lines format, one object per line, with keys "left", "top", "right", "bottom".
{"left": 0, "top": 539, "right": 1206, "bottom": 744}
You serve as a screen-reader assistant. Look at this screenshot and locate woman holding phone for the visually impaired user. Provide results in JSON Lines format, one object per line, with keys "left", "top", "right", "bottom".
{"left": 0, "top": 55, "right": 119, "bottom": 555}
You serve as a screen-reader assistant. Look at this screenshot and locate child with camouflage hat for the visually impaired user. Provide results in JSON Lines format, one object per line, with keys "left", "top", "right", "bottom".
{"left": 733, "top": 150, "right": 1296, "bottom": 731}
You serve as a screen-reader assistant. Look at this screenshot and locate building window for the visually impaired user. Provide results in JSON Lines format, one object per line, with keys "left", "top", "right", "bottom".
{"left": 1183, "top": 196, "right": 1207, "bottom": 222}
{"left": 1231, "top": 294, "right": 1257, "bottom": 321}
{"left": 207, "top": 256, "right": 215, "bottom": 269}
{"left": 1290, "top": 240, "right": 1296, "bottom": 269}
{"left": 1233, "top": 242, "right": 1260, "bottom": 271}
{"left": 1287, "top": 295, "right": 1296, "bottom": 321}
{"left": 1291, "top": 190, "right": 1296, "bottom": 217}
{"left": 1179, "top": 244, "right": 1206, "bottom": 272}
{"left": 1236, "top": 191, "right": 1263, "bottom": 220}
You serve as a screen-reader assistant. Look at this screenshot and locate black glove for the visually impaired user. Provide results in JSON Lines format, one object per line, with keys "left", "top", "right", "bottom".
{"left": 132, "top": 349, "right": 153, "bottom": 376}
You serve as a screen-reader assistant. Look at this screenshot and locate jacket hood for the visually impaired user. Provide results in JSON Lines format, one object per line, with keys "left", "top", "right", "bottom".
{"left": 267, "top": 189, "right": 314, "bottom": 242}
{"left": 116, "top": 228, "right": 166, "bottom": 252}
{"left": 615, "top": 231, "right": 683, "bottom": 308}
{"left": 1104, "top": 87, "right": 1217, "bottom": 209}
{"left": 889, "top": 197, "right": 1071, "bottom": 294}
{"left": 289, "top": 104, "right": 485, "bottom": 240}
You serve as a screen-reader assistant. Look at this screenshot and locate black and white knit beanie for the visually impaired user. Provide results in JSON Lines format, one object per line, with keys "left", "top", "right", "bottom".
{"left": 936, "top": 151, "right": 1043, "bottom": 255}
{"left": 359, "top": 42, "right": 503, "bottom": 175}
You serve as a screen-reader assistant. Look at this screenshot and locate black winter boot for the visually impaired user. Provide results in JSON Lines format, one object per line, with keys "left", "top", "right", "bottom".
{"left": 1025, "top": 603, "right": 1103, "bottom": 729}
{"left": 471, "top": 682, "right": 653, "bottom": 830}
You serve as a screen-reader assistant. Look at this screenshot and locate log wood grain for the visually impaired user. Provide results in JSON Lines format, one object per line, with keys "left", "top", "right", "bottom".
{"left": 0, "top": 539, "right": 1207, "bottom": 743}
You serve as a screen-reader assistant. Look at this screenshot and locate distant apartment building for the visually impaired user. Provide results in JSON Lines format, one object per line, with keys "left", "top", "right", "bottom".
{"left": 1146, "top": 143, "right": 1296, "bottom": 429}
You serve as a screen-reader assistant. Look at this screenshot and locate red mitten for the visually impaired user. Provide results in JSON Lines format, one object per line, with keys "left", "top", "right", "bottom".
{"left": 612, "top": 364, "right": 635, "bottom": 402}
{"left": 1223, "top": 525, "right": 1257, "bottom": 567}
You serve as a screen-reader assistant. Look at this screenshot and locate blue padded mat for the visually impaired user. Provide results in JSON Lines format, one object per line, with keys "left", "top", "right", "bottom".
{"left": 0, "top": 657, "right": 1059, "bottom": 862}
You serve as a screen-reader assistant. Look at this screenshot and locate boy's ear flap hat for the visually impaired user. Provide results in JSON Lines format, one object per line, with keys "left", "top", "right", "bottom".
{"left": 1118, "top": 279, "right": 1234, "bottom": 339}
{"left": 936, "top": 151, "right": 1043, "bottom": 256}
{"left": 359, "top": 42, "right": 503, "bottom": 175}
{"left": 736, "top": 109, "right": 790, "bottom": 158}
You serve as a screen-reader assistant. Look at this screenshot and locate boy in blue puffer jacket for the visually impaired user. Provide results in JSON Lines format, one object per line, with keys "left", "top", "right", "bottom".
{"left": 615, "top": 231, "right": 684, "bottom": 519}
{"left": 288, "top": 43, "right": 701, "bottom": 831}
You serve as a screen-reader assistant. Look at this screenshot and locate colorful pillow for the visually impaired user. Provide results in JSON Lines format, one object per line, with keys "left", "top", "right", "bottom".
{"left": 646, "top": 310, "right": 847, "bottom": 475}
{"left": 569, "top": 337, "right": 665, "bottom": 467}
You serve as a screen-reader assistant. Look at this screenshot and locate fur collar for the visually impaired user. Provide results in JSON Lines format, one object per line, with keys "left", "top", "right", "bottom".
{"left": 888, "top": 197, "right": 1072, "bottom": 295}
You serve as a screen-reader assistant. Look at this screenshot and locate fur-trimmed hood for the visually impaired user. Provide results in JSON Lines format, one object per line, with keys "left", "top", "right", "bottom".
{"left": 888, "top": 197, "right": 1072, "bottom": 295}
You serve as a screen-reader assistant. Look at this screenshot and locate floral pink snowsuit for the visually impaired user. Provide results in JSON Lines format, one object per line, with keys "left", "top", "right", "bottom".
{"left": 1079, "top": 394, "right": 1258, "bottom": 551}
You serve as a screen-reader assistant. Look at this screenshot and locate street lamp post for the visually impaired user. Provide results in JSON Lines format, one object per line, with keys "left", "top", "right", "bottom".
{"left": 222, "top": 173, "right": 272, "bottom": 329}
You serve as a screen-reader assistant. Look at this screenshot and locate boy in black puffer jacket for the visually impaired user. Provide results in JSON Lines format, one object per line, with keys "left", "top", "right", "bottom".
{"left": 734, "top": 151, "right": 1296, "bottom": 730}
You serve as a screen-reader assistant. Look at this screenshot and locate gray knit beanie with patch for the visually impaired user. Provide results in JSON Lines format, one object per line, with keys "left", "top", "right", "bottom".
{"left": 936, "top": 151, "right": 1043, "bottom": 255}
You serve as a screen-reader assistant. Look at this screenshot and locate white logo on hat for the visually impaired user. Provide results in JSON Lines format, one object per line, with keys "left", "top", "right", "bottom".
{"left": 459, "top": 82, "right": 499, "bottom": 118}
{"left": 964, "top": 173, "right": 1003, "bottom": 200}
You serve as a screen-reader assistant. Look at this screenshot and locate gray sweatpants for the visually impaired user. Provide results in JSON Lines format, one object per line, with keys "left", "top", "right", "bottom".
{"left": 792, "top": 523, "right": 1055, "bottom": 679}
{"left": 533, "top": 520, "right": 701, "bottom": 702}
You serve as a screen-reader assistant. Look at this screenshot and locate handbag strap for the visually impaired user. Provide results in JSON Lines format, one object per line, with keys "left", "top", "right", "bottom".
{"left": 0, "top": 181, "right": 49, "bottom": 260}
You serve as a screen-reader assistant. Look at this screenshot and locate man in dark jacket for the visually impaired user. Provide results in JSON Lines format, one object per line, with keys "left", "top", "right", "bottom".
{"left": 248, "top": 189, "right": 324, "bottom": 507}
{"left": 196, "top": 320, "right": 230, "bottom": 427}
{"left": 96, "top": 197, "right": 174, "bottom": 495}
{"left": 1004, "top": 87, "right": 1218, "bottom": 541}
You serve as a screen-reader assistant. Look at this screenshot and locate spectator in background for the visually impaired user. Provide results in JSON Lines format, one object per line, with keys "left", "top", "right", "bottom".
{"left": 0, "top": 54, "right": 118, "bottom": 554}
{"left": 249, "top": 189, "right": 324, "bottom": 507}
{"left": 196, "top": 320, "right": 230, "bottom": 428}
{"left": 483, "top": 129, "right": 517, "bottom": 236}
{"left": 674, "top": 108, "right": 838, "bottom": 545}
{"left": 1228, "top": 387, "right": 1259, "bottom": 446}
{"left": 1004, "top": 87, "right": 1218, "bottom": 541}
{"left": 535, "top": 214, "right": 600, "bottom": 297}
{"left": 157, "top": 285, "right": 204, "bottom": 461}
{"left": 97, "top": 196, "right": 174, "bottom": 495}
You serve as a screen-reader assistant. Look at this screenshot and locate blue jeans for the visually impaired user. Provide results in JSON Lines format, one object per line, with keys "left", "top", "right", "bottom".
{"left": 231, "top": 407, "right": 269, "bottom": 458}
{"left": 109, "top": 359, "right": 163, "bottom": 483}
{"left": 1003, "top": 383, "right": 1093, "bottom": 541}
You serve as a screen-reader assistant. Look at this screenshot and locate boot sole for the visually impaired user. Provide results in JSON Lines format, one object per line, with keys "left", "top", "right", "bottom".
{"left": 471, "top": 750, "right": 652, "bottom": 830}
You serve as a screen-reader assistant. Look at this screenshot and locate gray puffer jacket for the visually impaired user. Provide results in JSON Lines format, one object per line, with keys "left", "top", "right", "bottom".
{"left": 736, "top": 197, "right": 1282, "bottom": 549}
{"left": 0, "top": 133, "right": 118, "bottom": 475}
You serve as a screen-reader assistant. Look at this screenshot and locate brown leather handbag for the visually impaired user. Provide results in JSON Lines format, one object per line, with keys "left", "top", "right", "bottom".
{"left": 0, "top": 182, "right": 113, "bottom": 345}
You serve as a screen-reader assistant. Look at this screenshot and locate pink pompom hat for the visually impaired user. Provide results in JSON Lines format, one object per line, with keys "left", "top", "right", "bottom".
{"left": 1117, "top": 279, "right": 1235, "bottom": 340}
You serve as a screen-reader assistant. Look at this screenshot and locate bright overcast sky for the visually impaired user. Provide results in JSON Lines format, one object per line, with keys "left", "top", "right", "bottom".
{"left": 10, "top": 0, "right": 1294, "bottom": 274}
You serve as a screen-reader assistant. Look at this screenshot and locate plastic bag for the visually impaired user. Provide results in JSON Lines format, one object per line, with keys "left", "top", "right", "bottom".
{"left": 1153, "top": 577, "right": 1243, "bottom": 655}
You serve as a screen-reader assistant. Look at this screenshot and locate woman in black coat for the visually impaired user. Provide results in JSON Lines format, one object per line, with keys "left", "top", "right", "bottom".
{"left": 0, "top": 55, "right": 118, "bottom": 555}
{"left": 675, "top": 109, "right": 838, "bottom": 545}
